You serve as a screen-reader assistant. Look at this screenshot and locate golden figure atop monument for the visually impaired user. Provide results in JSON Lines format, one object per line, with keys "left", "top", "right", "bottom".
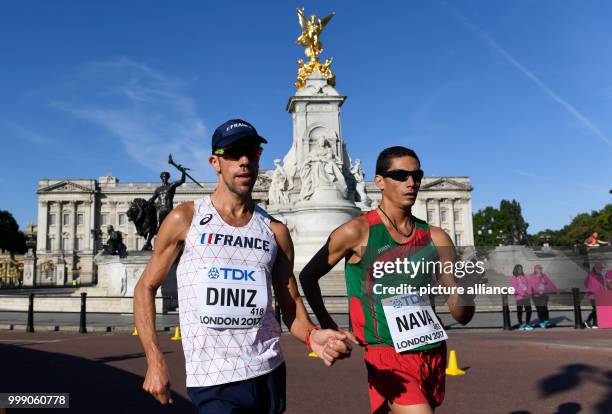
{"left": 295, "top": 8, "right": 336, "bottom": 89}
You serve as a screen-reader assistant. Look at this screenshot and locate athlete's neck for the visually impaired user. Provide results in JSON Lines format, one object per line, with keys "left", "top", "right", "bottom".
{"left": 210, "top": 188, "right": 254, "bottom": 227}
{"left": 378, "top": 200, "right": 413, "bottom": 230}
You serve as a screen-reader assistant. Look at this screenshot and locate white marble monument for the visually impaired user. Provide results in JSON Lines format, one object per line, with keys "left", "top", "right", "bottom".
{"left": 267, "top": 71, "right": 362, "bottom": 268}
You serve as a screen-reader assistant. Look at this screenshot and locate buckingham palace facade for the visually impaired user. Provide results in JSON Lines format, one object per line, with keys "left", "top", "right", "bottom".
{"left": 33, "top": 174, "right": 474, "bottom": 286}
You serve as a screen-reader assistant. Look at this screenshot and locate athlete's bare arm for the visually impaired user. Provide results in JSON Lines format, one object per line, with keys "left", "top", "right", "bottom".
{"left": 134, "top": 202, "right": 193, "bottom": 405}
{"left": 429, "top": 226, "right": 474, "bottom": 325}
{"left": 270, "top": 219, "right": 353, "bottom": 366}
{"left": 299, "top": 217, "right": 368, "bottom": 330}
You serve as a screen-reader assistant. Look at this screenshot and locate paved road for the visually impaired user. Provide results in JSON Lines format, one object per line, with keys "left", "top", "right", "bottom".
{"left": 0, "top": 329, "right": 610, "bottom": 413}
{"left": 0, "top": 308, "right": 582, "bottom": 332}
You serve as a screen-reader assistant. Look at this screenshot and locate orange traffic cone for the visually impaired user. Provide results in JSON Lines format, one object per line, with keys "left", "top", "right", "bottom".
{"left": 171, "top": 326, "right": 182, "bottom": 341}
{"left": 445, "top": 349, "right": 466, "bottom": 376}
{"left": 132, "top": 327, "right": 138, "bottom": 336}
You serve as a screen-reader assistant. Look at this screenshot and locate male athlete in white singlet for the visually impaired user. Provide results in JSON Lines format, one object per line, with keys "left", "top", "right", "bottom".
{"left": 134, "top": 119, "right": 351, "bottom": 414}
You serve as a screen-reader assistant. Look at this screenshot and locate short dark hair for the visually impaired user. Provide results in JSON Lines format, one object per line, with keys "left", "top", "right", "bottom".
{"left": 160, "top": 171, "right": 170, "bottom": 178}
{"left": 375, "top": 146, "right": 420, "bottom": 175}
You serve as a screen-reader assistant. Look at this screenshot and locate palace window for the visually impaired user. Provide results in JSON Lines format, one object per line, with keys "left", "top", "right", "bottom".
{"left": 455, "top": 233, "right": 462, "bottom": 246}
{"left": 440, "top": 209, "right": 448, "bottom": 224}
{"left": 118, "top": 213, "right": 126, "bottom": 225}
{"left": 49, "top": 214, "right": 56, "bottom": 225}
{"left": 454, "top": 210, "right": 461, "bottom": 223}
{"left": 77, "top": 214, "right": 84, "bottom": 225}
{"left": 427, "top": 210, "right": 434, "bottom": 223}
{"left": 75, "top": 237, "right": 81, "bottom": 251}
{"left": 100, "top": 214, "right": 108, "bottom": 225}
{"left": 63, "top": 213, "right": 70, "bottom": 225}
{"left": 62, "top": 237, "right": 70, "bottom": 251}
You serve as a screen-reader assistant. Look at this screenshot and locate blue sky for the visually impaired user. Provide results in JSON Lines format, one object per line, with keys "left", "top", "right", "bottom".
{"left": 1, "top": 0, "right": 611, "bottom": 233}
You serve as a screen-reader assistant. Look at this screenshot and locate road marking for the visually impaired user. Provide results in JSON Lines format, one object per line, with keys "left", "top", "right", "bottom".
{"left": 0, "top": 336, "right": 100, "bottom": 345}
{"left": 454, "top": 335, "right": 612, "bottom": 353}
{"left": 525, "top": 341, "right": 612, "bottom": 353}
{"left": 0, "top": 339, "right": 63, "bottom": 344}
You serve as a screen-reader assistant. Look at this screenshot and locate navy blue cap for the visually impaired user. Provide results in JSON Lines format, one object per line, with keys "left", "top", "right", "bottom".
{"left": 212, "top": 119, "right": 268, "bottom": 152}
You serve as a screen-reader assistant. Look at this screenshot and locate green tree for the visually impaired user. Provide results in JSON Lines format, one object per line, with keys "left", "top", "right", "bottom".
{"left": 532, "top": 203, "right": 610, "bottom": 246}
{"left": 0, "top": 210, "right": 26, "bottom": 258}
{"left": 473, "top": 199, "right": 529, "bottom": 246}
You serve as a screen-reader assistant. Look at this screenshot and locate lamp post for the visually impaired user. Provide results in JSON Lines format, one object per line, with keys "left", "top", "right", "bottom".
{"left": 477, "top": 216, "right": 495, "bottom": 246}
{"left": 496, "top": 229, "right": 506, "bottom": 247}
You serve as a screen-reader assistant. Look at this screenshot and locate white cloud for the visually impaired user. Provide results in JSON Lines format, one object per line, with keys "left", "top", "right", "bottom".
{"left": 443, "top": 2, "right": 611, "bottom": 147}
{"left": 52, "top": 57, "right": 212, "bottom": 181}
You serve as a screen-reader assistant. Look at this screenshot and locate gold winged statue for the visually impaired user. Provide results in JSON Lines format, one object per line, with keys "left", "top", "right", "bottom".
{"left": 295, "top": 8, "right": 336, "bottom": 89}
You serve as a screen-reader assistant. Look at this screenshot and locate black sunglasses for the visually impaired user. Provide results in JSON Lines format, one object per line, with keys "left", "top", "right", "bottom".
{"left": 214, "top": 145, "right": 263, "bottom": 161}
{"left": 378, "top": 169, "right": 424, "bottom": 182}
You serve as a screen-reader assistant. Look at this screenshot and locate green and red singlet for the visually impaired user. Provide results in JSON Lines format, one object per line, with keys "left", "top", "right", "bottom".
{"left": 345, "top": 210, "right": 442, "bottom": 351}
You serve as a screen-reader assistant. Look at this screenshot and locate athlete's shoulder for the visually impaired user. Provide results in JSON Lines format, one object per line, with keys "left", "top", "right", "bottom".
{"left": 173, "top": 201, "right": 195, "bottom": 219}
{"left": 331, "top": 214, "right": 369, "bottom": 245}
{"left": 266, "top": 214, "right": 291, "bottom": 241}
{"left": 428, "top": 225, "right": 453, "bottom": 247}
{"left": 155, "top": 201, "right": 193, "bottom": 243}
{"left": 269, "top": 216, "right": 289, "bottom": 237}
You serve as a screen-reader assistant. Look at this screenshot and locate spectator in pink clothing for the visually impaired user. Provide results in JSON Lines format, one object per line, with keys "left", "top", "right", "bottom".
{"left": 583, "top": 263, "right": 611, "bottom": 328}
{"left": 528, "top": 264, "right": 558, "bottom": 328}
{"left": 511, "top": 264, "right": 533, "bottom": 331}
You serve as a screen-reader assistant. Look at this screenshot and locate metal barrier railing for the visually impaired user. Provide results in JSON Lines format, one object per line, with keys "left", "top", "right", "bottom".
{"left": 0, "top": 288, "right": 599, "bottom": 333}
{"left": 0, "top": 293, "right": 174, "bottom": 333}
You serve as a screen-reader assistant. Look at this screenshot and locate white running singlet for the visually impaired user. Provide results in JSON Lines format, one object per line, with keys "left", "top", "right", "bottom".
{"left": 176, "top": 195, "right": 284, "bottom": 387}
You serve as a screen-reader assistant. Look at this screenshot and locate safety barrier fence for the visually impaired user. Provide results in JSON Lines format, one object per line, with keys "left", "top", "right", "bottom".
{"left": 0, "top": 288, "right": 600, "bottom": 333}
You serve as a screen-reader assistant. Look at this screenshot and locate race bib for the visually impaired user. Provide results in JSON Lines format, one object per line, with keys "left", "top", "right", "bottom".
{"left": 382, "top": 294, "right": 448, "bottom": 353}
{"left": 195, "top": 265, "right": 268, "bottom": 329}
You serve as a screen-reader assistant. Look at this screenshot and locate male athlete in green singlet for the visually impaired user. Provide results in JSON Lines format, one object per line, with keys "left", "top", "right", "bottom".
{"left": 300, "top": 146, "right": 475, "bottom": 414}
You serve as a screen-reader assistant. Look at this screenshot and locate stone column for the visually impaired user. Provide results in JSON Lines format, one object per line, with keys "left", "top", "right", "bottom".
{"left": 89, "top": 197, "right": 96, "bottom": 252}
{"left": 71, "top": 201, "right": 78, "bottom": 252}
{"left": 69, "top": 201, "right": 78, "bottom": 284}
{"left": 109, "top": 201, "right": 117, "bottom": 227}
{"left": 57, "top": 201, "right": 63, "bottom": 252}
{"left": 36, "top": 201, "right": 48, "bottom": 255}
{"left": 83, "top": 200, "right": 92, "bottom": 251}
{"left": 436, "top": 199, "right": 441, "bottom": 227}
{"left": 23, "top": 250, "right": 36, "bottom": 287}
{"left": 450, "top": 198, "right": 457, "bottom": 245}
{"left": 55, "top": 254, "right": 66, "bottom": 286}
{"left": 463, "top": 197, "right": 475, "bottom": 246}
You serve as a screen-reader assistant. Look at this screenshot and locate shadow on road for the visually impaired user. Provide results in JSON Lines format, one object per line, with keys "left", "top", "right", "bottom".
{"left": 537, "top": 364, "right": 612, "bottom": 414}
{"left": 0, "top": 344, "right": 194, "bottom": 413}
{"left": 539, "top": 364, "right": 596, "bottom": 396}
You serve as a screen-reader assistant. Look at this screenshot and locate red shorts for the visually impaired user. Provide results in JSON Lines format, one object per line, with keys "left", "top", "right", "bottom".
{"left": 363, "top": 342, "right": 446, "bottom": 413}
